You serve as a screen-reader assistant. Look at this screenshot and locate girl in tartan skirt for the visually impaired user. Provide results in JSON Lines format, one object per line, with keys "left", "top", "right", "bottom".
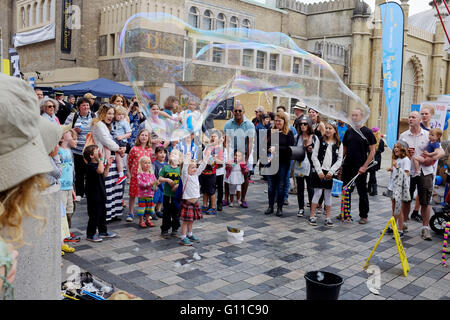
{"left": 178, "top": 147, "right": 212, "bottom": 246}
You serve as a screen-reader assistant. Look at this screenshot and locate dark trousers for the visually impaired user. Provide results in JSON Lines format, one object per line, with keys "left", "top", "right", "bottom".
{"left": 86, "top": 198, "right": 107, "bottom": 238}
{"left": 216, "top": 174, "right": 224, "bottom": 205}
{"left": 342, "top": 166, "right": 369, "bottom": 219}
{"left": 268, "top": 162, "right": 290, "bottom": 209}
{"left": 161, "top": 195, "right": 180, "bottom": 233}
{"left": 296, "top": 175, "right": 314, "bottom": 210}
{"left": 368, "top": 170, "right": 377, "bottom": 186}
{"left": 74, "top": 153, "right": 87, "bottom": 197}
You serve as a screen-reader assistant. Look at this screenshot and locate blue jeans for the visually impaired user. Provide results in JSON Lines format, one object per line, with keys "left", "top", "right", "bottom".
{"left": 284, "top": 160, "right": 293, "bottom": 201}
{"left": 268, "top": 162, "right": 290, "bottom": 208}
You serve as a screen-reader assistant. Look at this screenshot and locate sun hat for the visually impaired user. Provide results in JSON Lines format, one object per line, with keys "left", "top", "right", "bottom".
{"left": 293, "top": 100, "right": 307, "bottom": 110}
{"left": 396, "top": 139, "right": 409, "bottom": 151}
{"left": 255, "top": 106, "right": 265, "bottom": 113}
{"left": 84, "top": 93, "right": 97, "bottom": 99}
{"left": 0, "top": 74, "right": 62, "bottom": 192}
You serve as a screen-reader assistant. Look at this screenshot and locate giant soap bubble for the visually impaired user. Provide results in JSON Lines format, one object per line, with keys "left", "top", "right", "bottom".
{"left": 119, "top": 12, "right": 370, "bottom": 142}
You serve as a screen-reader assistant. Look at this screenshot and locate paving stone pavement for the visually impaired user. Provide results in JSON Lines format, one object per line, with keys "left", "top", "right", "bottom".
{"left": 62, "top": 171, "right": 450, "bottom": 300}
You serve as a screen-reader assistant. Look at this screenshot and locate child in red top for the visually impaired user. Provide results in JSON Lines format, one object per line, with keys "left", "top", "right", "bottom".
{"left": 137, "top": 156, "right": 158, "bottom": 228}
{"left": 126, "top": 129, "right": 153, "bottom": 222}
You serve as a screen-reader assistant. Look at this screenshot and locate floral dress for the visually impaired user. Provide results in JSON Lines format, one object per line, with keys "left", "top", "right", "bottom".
{"left": 127, "top": 146, "right": 153, "bottom": 198}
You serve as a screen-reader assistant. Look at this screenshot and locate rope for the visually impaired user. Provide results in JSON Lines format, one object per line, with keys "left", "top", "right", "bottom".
{"left": 433, "top": 0, "right": 450, "bottom": 44}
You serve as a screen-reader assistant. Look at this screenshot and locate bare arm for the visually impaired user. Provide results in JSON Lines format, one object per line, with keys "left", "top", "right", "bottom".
{"left": 360, "top": 144, "right": 376, "bottom": 174}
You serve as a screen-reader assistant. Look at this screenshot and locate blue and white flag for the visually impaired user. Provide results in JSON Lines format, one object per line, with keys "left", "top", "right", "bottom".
{"left": 381, "top": 2, "right": 404, "bottom": 149}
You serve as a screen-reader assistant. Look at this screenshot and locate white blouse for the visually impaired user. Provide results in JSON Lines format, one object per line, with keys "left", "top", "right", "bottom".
{"left": 312, "top": 140, "right": 343, "bottom": 176}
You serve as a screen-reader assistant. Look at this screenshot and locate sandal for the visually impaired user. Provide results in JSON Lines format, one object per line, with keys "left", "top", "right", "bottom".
{"left": 139, "top": 220, "right": 147, "bottom": 228}
{"left": 146, "top": 219, "right": 155, "bottom": 227}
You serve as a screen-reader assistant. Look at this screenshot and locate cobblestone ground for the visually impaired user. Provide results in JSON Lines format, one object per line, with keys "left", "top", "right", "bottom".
{"left": 62, "top": 171, "right": 450, "bottom": 300}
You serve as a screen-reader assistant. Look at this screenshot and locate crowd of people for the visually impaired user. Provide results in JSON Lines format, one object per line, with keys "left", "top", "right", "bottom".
{"left": 35, "top": 88, "right": 449, "bottom": 248}
{"left": 1, "top": 72, "right": 448, "bottom": 299}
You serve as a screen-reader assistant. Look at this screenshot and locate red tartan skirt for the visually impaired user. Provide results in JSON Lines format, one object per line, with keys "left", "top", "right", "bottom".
{"left": 180, "top": 200, "right": 203, "bottom": 222}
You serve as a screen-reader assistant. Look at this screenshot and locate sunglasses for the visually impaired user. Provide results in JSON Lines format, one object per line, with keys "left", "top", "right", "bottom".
{"left": 300, "top": 123, "right": 308, "bottom": 126}
{"left": 234, "top": 110, "right": 243, "bottom": 113}
{"left": 46, "top": 105, "right": 56, "bottom": 108}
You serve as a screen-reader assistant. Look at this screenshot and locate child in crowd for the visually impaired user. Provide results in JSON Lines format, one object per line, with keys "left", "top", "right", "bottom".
{"left": 308, "top": 121, "right": 343, "bottom": 227}
{"left": 137, "top": 156, "right": 158, "bottom": 228}
{"left": 387, "top": 140, "right": 411, "bottom": 237}
{"left": 83, "top": 145, "right": 116, "bottom": 242}
{"left": 153, "top": 146, "right": 167, "bottom": 218}
{"left": 413, "top": 127, "right": 443, "bottom": 174}
{"left": 178, "top": 149, "right": 211, "bottom": 246}
{"left": 215, "top": 132, "right": 226, "bottom": 211}
{"left": 176, "top": 133, "right": 199, "bottom": 160}
{"left": 46, "top": 142, "right": 75, "bottom": 255}
{"left": 158, "top": 149, "right": 182, "bottom": 238}
{"left": 126, "top": 129, "right": 154, "bottom": 222}
{"left": 59, "top": 128, "right": 80, "bottom": 243}
{"left": 225, "top": 151, "right": 247, "bottom": 207}
{"left": 111, "top": 106, "right": 132, "bottom": 185}
{"left": 200, "top": 131, "right": 223, "bottom": 215}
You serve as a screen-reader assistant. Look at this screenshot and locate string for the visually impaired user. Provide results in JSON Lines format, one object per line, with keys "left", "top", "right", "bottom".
{"left": 433, "top": 0, "right": 450, "bottom": 44}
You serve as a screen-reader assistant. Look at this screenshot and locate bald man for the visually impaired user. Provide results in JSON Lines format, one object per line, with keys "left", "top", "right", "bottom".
{"left": 400, "top": 111, "right": 445, "bottom": 241}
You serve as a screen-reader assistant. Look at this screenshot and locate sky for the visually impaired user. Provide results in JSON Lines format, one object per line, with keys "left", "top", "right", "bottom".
{"left": 257, "top": 0, "right": 434, "bottom": 17}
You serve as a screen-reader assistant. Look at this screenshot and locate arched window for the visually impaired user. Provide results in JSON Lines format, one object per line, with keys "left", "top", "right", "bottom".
{"left": 242, "top": 19, "right": 250, "bottom": 37}
{"left": 216, "top": 13, "right": 226, "bottom": 31}
{"left": 41, "top": 0, "right": 47, "bottom": 22}
{"left": 27, "top": 4, "right": 32, "bottom": 26}
{"left": 188, "top": 6, "right": 199, "bottom": 28}
{"left": 20, "top": 7, "right": 26, "bottom": 28}
{"left": 202, "top": 10, "right": 213, "bottom": 30}
{"left": 401, "top": 61, "right": 418, "bottom": 119}
{"left": 230, "top": 16, "right": 238, "bottom": 29}
{"left": 36, "top": 1, "right": 41, "bottom": 24}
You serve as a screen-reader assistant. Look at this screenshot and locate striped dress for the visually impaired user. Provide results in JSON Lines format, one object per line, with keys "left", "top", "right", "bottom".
{"left": 105, "top": 159, "right": 124, "bottom": 221}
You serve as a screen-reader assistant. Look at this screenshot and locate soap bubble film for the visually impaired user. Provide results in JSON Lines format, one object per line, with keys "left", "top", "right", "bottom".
{"left": 119, "top": 12, "right": 370, "bottom": 141}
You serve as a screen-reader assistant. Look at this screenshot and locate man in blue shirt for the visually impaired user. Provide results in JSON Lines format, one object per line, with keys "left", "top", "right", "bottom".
{"left": 224, "top": 101, "right": 255, "bottom": 209}
{"left": 337, "top": 120, "right": 348, "bottom": 142}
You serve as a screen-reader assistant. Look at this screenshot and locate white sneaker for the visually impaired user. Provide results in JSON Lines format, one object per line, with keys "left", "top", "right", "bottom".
{"left": 297, "top": 209, "right": 304, "bottom": 217}
{"left": 75, "top": 196, "right": 82, "bottom": 202}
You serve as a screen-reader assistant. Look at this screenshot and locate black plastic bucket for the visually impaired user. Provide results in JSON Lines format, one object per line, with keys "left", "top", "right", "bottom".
{"left": 304, "top": 271, "right": 344, "bottom": 300}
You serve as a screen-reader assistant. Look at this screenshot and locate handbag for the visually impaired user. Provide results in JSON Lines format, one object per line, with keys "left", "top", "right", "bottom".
{"left": 294, "top": 153, "right": 310, "bottom": 177}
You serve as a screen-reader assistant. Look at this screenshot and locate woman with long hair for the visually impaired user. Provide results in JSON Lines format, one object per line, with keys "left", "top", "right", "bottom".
{"left": 308, "top": 108, "right": 325, "bottom": 138}
{"left": 91, "top": 104, "right": 126, "bottom": 222}
{"left": 265, "top": 112, "right": 295, "bottom": 217}
{"left": 308, "top": 121, "right": 343, "bottom": 227}
{"left": 294, "top": 116, "right": 318, "bottom": 217}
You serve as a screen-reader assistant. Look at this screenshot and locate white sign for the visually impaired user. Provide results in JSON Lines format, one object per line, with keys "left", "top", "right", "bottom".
{"left": 14, "top": 23, "right": 56, "bottom": 48}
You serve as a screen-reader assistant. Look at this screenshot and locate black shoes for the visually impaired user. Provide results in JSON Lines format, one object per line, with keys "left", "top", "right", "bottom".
{"left": 265, "top": 206, "right": 274, "bottom": 215}
{"left": 411, "top": 210, "right": 422, "bottom": 222}
{"left": 276, "top": 207, "right": 283, "bottom": 217}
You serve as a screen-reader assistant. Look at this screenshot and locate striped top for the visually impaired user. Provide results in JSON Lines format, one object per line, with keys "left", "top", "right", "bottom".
{"left": 64, "top": 112, "right": 94, "bottom": 155}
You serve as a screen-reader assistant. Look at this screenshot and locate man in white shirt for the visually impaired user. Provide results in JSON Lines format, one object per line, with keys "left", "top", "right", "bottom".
{"left": 399, "top": 111, "right": 445, "bottom": 241}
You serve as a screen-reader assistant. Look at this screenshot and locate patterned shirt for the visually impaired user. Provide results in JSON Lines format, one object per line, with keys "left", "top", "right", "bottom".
{"left": 58, "top": 147, "right": 74, "bottom": 191}
{"left": 65, "top": 112, "right": 94, "bottom": 156}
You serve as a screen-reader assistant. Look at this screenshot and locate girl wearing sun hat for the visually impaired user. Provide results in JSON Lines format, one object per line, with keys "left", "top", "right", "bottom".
{"left": 0, "top": 74, "right": 63, "bottom": 299}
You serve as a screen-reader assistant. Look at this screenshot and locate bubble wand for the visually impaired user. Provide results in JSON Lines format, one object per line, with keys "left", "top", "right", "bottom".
{"left": 442, "top": 222, "right": 449, "bottom": 267}
{"left": 339, "top": 161, "right": 378, "bottom": 222}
